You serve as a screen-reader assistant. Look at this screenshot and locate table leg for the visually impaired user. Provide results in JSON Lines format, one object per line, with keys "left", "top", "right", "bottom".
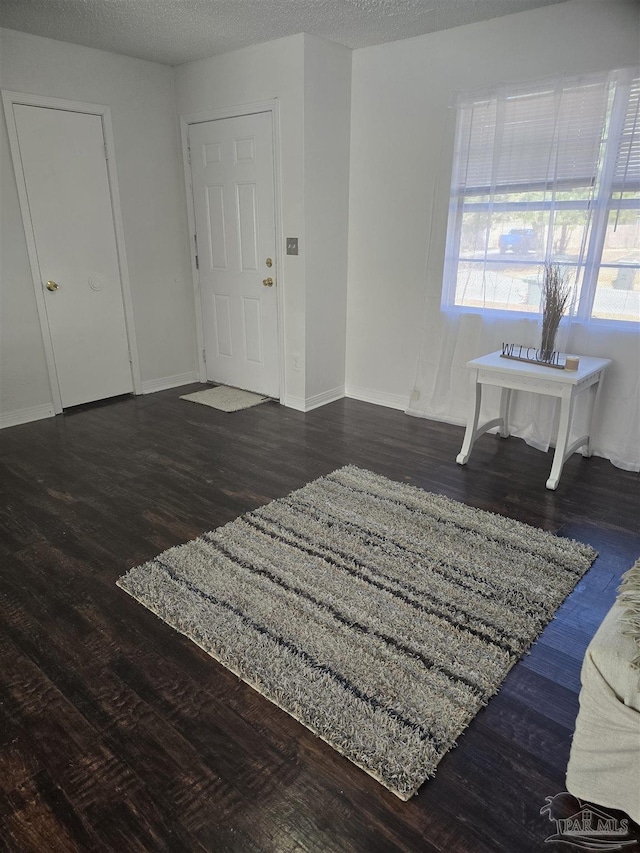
{"left": 582, "top": 371, "right": 603, "bottom": 458}
{"left": 546, "top": 387, "right": 574, "bottom": 490}
{"left": 499, "top": 388, "right": 512, "bottom": 438}
{"left": 457, "top": 372, "right": 481, "bottom": 465}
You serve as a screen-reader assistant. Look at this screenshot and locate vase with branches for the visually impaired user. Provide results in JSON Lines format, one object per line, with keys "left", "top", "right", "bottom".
{"left": 540, "top": 263, "right": 572, "bottom": 363}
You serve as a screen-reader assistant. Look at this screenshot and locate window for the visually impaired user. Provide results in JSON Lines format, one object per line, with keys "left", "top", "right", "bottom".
{"left": 442, "top": 68, "right": 640, "bottom": 323}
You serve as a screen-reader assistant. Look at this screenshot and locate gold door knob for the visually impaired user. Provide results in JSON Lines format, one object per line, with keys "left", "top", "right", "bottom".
{"left": 46, "top": 280, "right": 59, "bottom": 292}
{"left": 262, "top": 277, "right": 274, "bottom": 287}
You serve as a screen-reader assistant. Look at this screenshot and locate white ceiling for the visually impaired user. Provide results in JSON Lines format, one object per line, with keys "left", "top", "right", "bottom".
{"left": 0, "top": 0, "right": 571, "bottom": 66}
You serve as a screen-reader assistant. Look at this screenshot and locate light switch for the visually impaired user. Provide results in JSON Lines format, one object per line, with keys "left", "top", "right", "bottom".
{"left": 286, "top": 237, "right": 299, "bottom": 255}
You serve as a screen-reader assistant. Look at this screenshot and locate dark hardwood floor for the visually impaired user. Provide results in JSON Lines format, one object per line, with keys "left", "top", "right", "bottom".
{"left": 1, "top": 388, "right": 638, "bottom": 852}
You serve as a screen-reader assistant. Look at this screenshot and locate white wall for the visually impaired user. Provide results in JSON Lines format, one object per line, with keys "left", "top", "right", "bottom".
{"left": 175, "top": 34, "right": 352, "bottom": 410}
{"left": 346, "top": 0, "right": 640, "bottom": 410}
{"left": 175, "top": 35, "right": 308, "bottom": 407}
{"left": 1, "top": 29, "right": 351, "bottom": 421}
{"left": 6, "top": 0, "right": 633, "bottom": 435}
{"left": 0, "top": 29, "right": 196, "bottom": 424}
{"left": 303, "top": 34, "right": 351, "bottom": 405}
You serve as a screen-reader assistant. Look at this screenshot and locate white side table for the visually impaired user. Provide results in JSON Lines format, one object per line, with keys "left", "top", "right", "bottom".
{"left": 456, "top": 351, "right": 611, "bottom": 490}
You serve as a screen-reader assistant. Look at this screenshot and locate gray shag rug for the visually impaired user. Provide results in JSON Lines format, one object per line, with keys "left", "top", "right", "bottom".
{"left": 117, "top": 466, "right": 597, "bottom": 800}
{"left": 180, "top": 385, "right": 268, "bottom": 412}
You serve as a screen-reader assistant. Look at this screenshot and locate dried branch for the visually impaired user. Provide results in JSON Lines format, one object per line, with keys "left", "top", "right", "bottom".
{"left": 541, "top": 264, "right": 572, "bottom": 360}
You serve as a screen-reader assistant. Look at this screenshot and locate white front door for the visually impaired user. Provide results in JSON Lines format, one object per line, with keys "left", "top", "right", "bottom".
{"left": 189, "top": 112, "right": 279, "bottom": 398}
{"left": 12, "top": 105, "right": 133, "bottom": 409}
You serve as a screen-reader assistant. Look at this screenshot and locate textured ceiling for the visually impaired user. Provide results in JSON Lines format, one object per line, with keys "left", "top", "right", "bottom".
{"left": 0, "top": 0, "right": 571, "bottom": 66}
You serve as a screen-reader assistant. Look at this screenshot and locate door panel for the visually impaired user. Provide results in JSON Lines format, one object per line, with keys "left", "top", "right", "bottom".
{"left": 214, "top": 295, "right": 233, "bottom": 357}
{"left": 237, "top": 183, "right": 258, "bottom": 271}
{"left": 206, "top": 185, "right": 227, "bottom": 269}
{"left": 13, "top": 105, "right": 133, "bottom": 408}
{"left": 189, "top": 112, "right": 278, "bottom": 397}
{"left": 243, "top": 298, "right": 263, "bottom": 364}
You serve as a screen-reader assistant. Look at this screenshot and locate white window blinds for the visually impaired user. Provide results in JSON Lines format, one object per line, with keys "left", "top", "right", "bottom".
{"left": 455, "top": 77, "right": 611, "bottom": 193}
{"left": 613, "top": 74, "right": 640, "bottom": 192}
{"left": 443, "top": 67, "right": 640, "bottom": 322}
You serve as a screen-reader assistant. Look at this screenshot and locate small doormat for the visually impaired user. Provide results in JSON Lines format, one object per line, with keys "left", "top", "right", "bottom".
{"left": 180, "top": 385, "right": 269, "bottom": 412}
{"left": 117, "top": 466, "right": 597, "bottom": 800}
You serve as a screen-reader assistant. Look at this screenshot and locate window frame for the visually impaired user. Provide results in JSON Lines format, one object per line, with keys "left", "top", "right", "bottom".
{"left": 441, "top": 68, "right": 640, "bottom": 326}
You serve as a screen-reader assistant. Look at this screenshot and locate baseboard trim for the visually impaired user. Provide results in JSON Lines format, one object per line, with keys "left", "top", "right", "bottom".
{"left": 0, "top": 403, "right": 55, "bottom": 429}
{"left": 282, "top": 386, "right": 345, "bottom": 413}
{"left": 304, "top": 386, "right": 345, "bottom": 412}
{"left": 140, "top": 372, "right": 199, "bottom": 395}
{"left": 345, "top": 385, "right": 408, "bottom": 412}
{"left": 282, "top": 394, "right": 306, "bottom": 412}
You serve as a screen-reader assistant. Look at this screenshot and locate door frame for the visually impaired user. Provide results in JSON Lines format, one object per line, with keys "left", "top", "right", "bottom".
{"left": 2, "top": 90, "right": 142, "bottom": 413}
{"left": 180, "top": 100, "right": 284, "bottom": 402}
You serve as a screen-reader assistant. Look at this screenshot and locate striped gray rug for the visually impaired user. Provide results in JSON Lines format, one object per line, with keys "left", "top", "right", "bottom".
{"left": 117, "top": 466, "right": 596, "bottom": 800}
